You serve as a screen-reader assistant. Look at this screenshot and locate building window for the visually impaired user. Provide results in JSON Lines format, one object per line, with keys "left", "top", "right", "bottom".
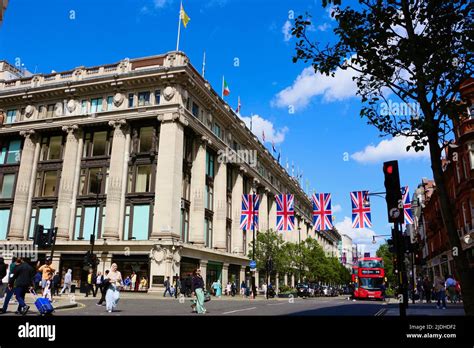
{"left": 5, "top": 110, "right": 17, "bottom": 124}
{"left": 107, "top": 96, "right": 114, "bottom": 111}
{"left": 124, "top": 204, "right": 151, "bottom": 240}
{"left": 35, "top": 170, "right": 59, "bottom": 197}
{"left": 83, "top": 130, "right": 111, "bottom": 158}
{"left": 0, "top": 173, "right": 16, "bottom": 199}
{"left": 139, "top": 127, "right": 154, "bottom": 153}
{"left": 205, "top": 184, "right": 214, "bottom": 210}
{"left": 206, "top": 151, "right": 215, "bottom": 178}
{"left": 79, "top": 167, "right": 105, "bottom": 195}
{"left": 138, "top": 91, "right": 150, "bottom": 106}
{"left": 29, "top": 207, "right": 54, "bottom": 239}
{"left": 192, "top": 102, "right": 199, "bottom": 118}
{"left": 226, "top": 194, "right": 232, "bottom": 218}
{"left": 155, "top": 90, "right": 161, "bottom": 105}
{"left": 128, "top": 93, "right": 134, "bottom": 107}
{"left": 46, "top": 104, "right": 55, "bottom": 118}
{"left": 81, "top": 100, "right": 88, "bottom": 114}
{"left": 135, "top": 165, "right": 152, "bottom": 193}
{"left": 90, "top": 98, "right": 103, "bottom": 113}
{"left": 182, "top": 172, "right": 191, "bottom": 200}
{"left": 0, "top": 139, "right": 21, "bottom": 164}
{"left": 181, "top": 206, "right": 189, "bottom": 242}
{"left": 213, "top": 123, "right": 222, "bottom": 139}
{"left": 204, "top": 217, "right": 213, "bottom": 248}
{"left": 468, "top": 143, "right": 474, "bottom": 170}
{"left": 0, "top": 208, "right": 11, "bottom": 240}
{"left": 226, "top": 223, "right": 231, "bottom": 252}
{"left": 40, "top": 135, "right": 63, "bottom": 161}
{"left": 74, "top": 206, "right": 102, "bottom": 240}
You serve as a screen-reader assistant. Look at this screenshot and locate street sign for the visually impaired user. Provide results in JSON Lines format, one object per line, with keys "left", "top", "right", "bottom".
{"left": 249, "top": 260, "right": 256, "bottom": 269}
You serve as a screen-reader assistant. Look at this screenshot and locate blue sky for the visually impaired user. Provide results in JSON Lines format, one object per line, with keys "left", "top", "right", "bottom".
{"left": 0, "top": 0, "right": 433, "bottom": 255}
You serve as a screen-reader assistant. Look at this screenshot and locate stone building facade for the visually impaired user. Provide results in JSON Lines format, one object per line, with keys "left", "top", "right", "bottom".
{"left": 0, "top": 52, "right": 340, "bottom": 291}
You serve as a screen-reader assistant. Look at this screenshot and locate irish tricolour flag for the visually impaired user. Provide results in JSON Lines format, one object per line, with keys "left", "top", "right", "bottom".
{"left": 222, "top": 76, "right": 230, "bottom": 97}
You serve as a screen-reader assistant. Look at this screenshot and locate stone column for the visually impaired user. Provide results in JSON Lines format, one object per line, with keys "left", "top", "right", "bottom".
{"left": 55, "top": 125, "right": 80, "bottom": 240}
{"left": 239, "top": 266, "right": 246, "bottom": 289}
{"left": 51, "top": 252, "right": 61, "bottom": 274}
{"left": 213, "top": 160, "right": 227, "bottom": 250}
{"left": 118, "top": 132, "right": 131, "bottom": 240}
{"left": 259, "top": 188, "right": 269, "bottom": 232}
{"left": 231, "top": 167, "right": 245, "bottom": 254}
{"left": 8, "top": 130, "right": 40, "bottom": 240}
{"left": 188, "top": 136, "right": 209, "bottom": 246}
{"left": 221, "top": 263, "right": 229, "bottom": 288}
{"left": 151, "top": 110, "right": 187, "bottom": 240}
{"left": 100, "top": 252, "right": 113, "bottom": 275}
{"left": 199, "top": 260, "right": 208, "bottom": 289}
{"left": 103, "top": 119, "right": 128, "bottom": 240}
{"left": 68, "top": 130, "right": 83, "bottom": 239}
{"left": 268, "top": 194, "right": 277, "bottom": 233}
{"left": 291, "top": 274, "right": 295, "bottom": 288}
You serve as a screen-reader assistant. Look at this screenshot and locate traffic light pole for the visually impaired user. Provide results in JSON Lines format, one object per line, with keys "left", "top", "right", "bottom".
{"left": 393, "top": 222, "right": 407, "bottom": 317}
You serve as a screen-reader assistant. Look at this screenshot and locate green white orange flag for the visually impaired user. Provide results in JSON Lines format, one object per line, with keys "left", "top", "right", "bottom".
{"left": 222, "top": 77, "right": 230, "bottom": 97}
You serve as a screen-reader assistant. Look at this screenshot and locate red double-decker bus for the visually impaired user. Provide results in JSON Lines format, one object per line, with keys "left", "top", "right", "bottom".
{"left": 353, "top": 257, "right": 385, "bottom": 300}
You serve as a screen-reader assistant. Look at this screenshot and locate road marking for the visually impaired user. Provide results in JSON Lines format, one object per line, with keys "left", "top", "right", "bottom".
{"left": 222, "top": 307, "right": 257, "bottom": 314}
{"left": 374, "top": 308, "right": 386, "bottom": 316}
{"left": 267, "top": 302, "right": 285, "bottom": 306}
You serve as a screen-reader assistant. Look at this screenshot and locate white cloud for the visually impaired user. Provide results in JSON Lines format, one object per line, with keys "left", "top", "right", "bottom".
{"left": 317, "top": 22, "right": 331, "bottom": 32}
{"left": 335, "top": 217, "right": 379, "bottom": 256}
{"left": 351, "top": 136, "right": 429, "bottom": 164}
{"left": 332, "top": 204, "right": 342, "bottom": 213}
{"left": 239, "top": 114, "right": 288, "bottom": 144}
{"left": 272, "top": 65, "right": 358, "bottom": 110}
{"left": 282, "top": 20, "right": 292, "bottom": 42}
{"left": 153, "top": 0, "right": 170, "bottom": 8}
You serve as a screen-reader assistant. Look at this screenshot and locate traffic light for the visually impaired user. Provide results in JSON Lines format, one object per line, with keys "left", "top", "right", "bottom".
{"left": 33, "top": 224, "right": 45, "bottom": 247}
{"left": 33, "top": 225, "right": 57, "bottom": 248}
{"left": 383, "top": 160, "right": 403, "bottom": 223}
{"left": 83, "top": 251, "right": 100, "bottom": 269}
{"left": 387, "top": 238, "right": 396, "bottom": 254}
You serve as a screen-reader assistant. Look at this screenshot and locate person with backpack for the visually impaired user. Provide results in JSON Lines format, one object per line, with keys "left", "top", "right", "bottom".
{"left": 97, "top": 270, "right": 109, "bottom": 306}
{"left": 5, "top": 257, "right": 35, "bottom": 315}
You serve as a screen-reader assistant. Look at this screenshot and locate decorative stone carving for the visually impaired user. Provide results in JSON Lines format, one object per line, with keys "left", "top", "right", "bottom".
{"left": 24, "top": 105, "right": 35, "bottom": 118}
{"left": 54, "top": 102, "right": 63, "bottom": 116}
{"left": 163, "top": 86, "right": 175, "bottom": 101}
{"left": 108, "top": 119, "right": 127, "bottom": 130}
{"left": 150, "top": 245, "right": 181, "bottom": 267}
{"left": 67, "top": 99, "right": 76, "bottom": 113}
{"left": 113, "top": 92, "right": 124, "bottom": 107}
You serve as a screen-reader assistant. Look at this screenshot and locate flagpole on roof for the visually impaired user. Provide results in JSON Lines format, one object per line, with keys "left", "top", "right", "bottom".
{"left": 221, "top": 75, "right": 224, "bottom": 98}
{"left": 202, "top": 51, "right": 206, "bottom": 78}
{"left": 176, "top": 0, "right": 183, "bottom": 51}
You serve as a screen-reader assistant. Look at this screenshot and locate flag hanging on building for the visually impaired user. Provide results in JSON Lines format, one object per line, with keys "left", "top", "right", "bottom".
{"left": 180, "top": 2, "right": 191, "bottom": 28}
{"left": 351, "top": 191, "right": 372, "bottom": 228}
{"left": 271, "top": 141, "right": 276, "bottom": 154}
{"left": 312, "top": 193, "right": 333, "bottom": 230}
{"left": 262, "top": 130, "right": 266, "bottom": 142}
{"left": 402, "top": 186, "right": 414, "bottom": 225}
{"left": 240, "top": 194, "right": 260, "bottom": 230}
{"left": 235, "top": 96, "right": 241, "bottom": 114}
{"left": 222, "top": 77, "right": 230, "bottom": 97}
{"left": 275, "top": 194, "right": 295, "bottom": 231}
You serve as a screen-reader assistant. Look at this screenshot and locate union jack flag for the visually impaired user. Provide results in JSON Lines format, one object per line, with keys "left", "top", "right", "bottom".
{"left": 351, "top": 191, "right": 372, "bottom": 228}
{"left": 312, "top": 193, "right": 333, "bottom": 230}
{"left": 402, "top": 186, "right": 414, "bottom": 225}
{"left": 275, "top": 194, "right": 295, "bottom": 231}
{"left": 240, "top": 194, "right": 260, "bottom": 230}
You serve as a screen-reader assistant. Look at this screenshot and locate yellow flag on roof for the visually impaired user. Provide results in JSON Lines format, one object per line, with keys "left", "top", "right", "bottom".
{"left": 180, "top": 3, "right": 190, "bottom": 28}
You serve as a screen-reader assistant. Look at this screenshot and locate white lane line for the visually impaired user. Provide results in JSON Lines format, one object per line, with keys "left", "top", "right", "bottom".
{"left": 267, "top": 302, "right": 285, "bottom": 306}
{"left": 222, "top": 307, "right": 257, "bottom": 314}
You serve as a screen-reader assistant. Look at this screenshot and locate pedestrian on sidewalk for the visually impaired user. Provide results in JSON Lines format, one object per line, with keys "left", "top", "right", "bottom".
{"left": 422, "top": 276, "right": 432, "bottom": 303}
{"left": 131, "top": 272, "right": 137, "bottom": 292}
{"left": 97, "top": 270, "right": 109, "bottom": 306}
{"left": 5, "top": 257, "right": 34, "bottom": 315}
{"left": 139, "top": 276, "right": 148, "bottom": 291}
{"left": 174, "top": 274, "right": 181, "bottom": 299}
{"left": 240, "top": 281, "right": 247, "bottom": 298}
{"left": 191, "top": 269, "right": 206, "bottom": 314}
{"left": 60, "top": 269, "right": 72, "bottom": 295}
{"left": 0, "top": 257, "right": 7, "bottom": 300}
{"left": 43, "top": 274, "right": 52, "bottom": 301}
{"left": 163, "top": 276, "right": 172, "bottom": 297}
{"left": 434, "top": 275, "right": 447, "bottom": 309}
{"left": 52, "top": 272, "right": 61, "bottom": 297}
{"left": 416, "top": 279, "right": 423, "bottom": 303}
{"left": 445, "top": 275, "right": 457, "bottom": 304}
{"left": 95, "top": 271, "right": 103, "bottom": 297}
{"left": 37, "top": 257, "right": 55, "bottom": 295}
{"left": 105, "top": 264, "right": 122, "bottom": 313}
{"left": 85, "top": 269, "right": 96, "bottom": 297}
{"left": 225, "top": 282, "right": 231, "bottom": 296}
{"left": 211, "top": 280, "right": 222, "bottom": 297}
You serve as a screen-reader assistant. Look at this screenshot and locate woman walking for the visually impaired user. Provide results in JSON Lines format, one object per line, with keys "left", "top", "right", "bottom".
{"left": 60, "top": 269, "right": 72, "bottom": 295}
{"left": 105, "top": 263, "right": 122, "bottom": 313}
{"left": 191, "top": 269, "right": 206, "bottom": 314}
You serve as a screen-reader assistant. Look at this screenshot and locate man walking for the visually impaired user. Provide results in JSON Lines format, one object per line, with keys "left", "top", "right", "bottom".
{"left": 37, "top": 257, "right": 55, "bottom": 294}
{"left": 85, "top": 269, "right": 96, "bottom": 297}
{"left": 0, "top": 257, "right": 7, "bottom": 300}
{"left": 422, "top": 276, "right": 433, "bottom": 304}
{"left": 97, "top": 270, "right": 109, "bottom": 306}
{"left": 6, "top": 257, "right": 35, "bottom": 315}
{"left": 163, "top": 276, "right": 172, "bottom": 297}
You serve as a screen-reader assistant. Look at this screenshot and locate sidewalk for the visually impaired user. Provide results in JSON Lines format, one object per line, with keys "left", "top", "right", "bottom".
{"left": 383, "top": 301, "right": 465, "bottom": 316}
{"left": 1, "top": 294, "right": 78, "bottom": 314}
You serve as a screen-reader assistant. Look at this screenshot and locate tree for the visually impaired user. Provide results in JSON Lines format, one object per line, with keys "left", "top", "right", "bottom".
{"left": 376, "top": 243, "right": 397, "bottom": 287}
{"left": 291, "top": 0, "right": 474, "bottom": 314}
{"left": 249, "top": 230, "right": 291, "bottom": 279}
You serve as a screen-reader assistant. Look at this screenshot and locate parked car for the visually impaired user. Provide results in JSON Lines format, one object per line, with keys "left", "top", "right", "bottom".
{"left": 296, "top": 283, "right": 311, "bottom": 298}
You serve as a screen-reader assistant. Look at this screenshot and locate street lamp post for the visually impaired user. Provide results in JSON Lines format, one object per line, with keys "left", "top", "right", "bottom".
{"left": 251, "top": 183, "right": 257, "bottom": 299}
{"left": 298, "top": 224, "right": 302, "bottom": 283}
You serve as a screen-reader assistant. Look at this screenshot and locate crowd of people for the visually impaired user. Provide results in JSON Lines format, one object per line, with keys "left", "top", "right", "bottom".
{"left": 412, "top": 274, "right": 462, "bottom": 309}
